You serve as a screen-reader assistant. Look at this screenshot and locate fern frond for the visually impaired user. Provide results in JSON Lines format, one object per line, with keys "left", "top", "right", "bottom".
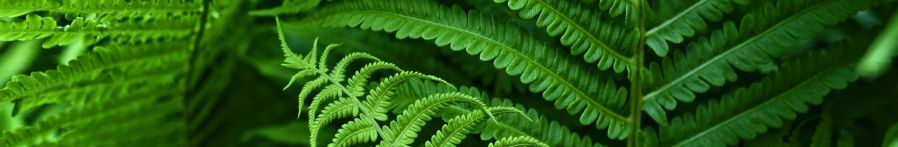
{"left": 330, "top": 117, "right": 379, "bottom": 147}
{"left": 641, "top": 0, "right": 874, "bottom": 124}
{"left": 250, "top": 0, "right": 321, "bottom": 16}
{"left": 489, "top": 136, "right": 551, "bottom": 147}
{"left": 493, "top": 0, "right": 638, "bottom": 72}
{"left": 0, "top": 14, "right": 196, "bottom": 48}
{"left": 0, "top": 40, "right": 189, "bottom": 114}
{"left": 308, "top": 85, "right": 343, "bottom": 123}
{"left": 481, "top": 98, "right": 606, "bottom": 147}
{"left": 655, "top": 41, "right": 864, "bottom": 146}
{"left": 645, "top": 0, "right": 749, "bottom": 56}
{"left": 346, "top": 62, "right": 402, "bottom": 98}
{"left": 379, "top": 92, "right": 490, "bottom": 147}
{"left": 396, "top": 80, "right": 606, "bottom": 147}
{"left": 595, "top": 0, "right": 639, "bottom": 24}
{"left": 295, "top": 0, "right": 633, "bottom": 139}
{"left": 0, "top": 82, "right": 184, "bottom": 146}
{"left": 362, "top": 71, "right": 449, "bottom": 121}
{"left": 424, "top": 107, "right": 526, "bottom": 147}
{"left": 0, "top": 0, "right": 201, "bottom": 17}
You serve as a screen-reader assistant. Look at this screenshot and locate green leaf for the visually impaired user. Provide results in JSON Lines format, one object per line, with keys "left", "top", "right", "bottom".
{"left": 645, "top": 0, "right": 749, "bottom": 56}
{"left": 657, "top": 41, "right": 864, "bottom": 146}
{"left": 489, "top": 136, "right": 551, "bottom": 147}
{"left": 494, "top": 0, "right": 638, "bottom": 72}
{"left": 642, "top": 0, "right": 874, "bottom": 124}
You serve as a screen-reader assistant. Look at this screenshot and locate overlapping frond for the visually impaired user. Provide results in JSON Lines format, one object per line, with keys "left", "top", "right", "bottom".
{"left": 489, "top": 136, "right": 551, "bottom": 147}
{"left": 494, "top": 0, "right": 638, "bottom": 72}
{"left": 394, "top": 79, "right": 606, "bottom": 147}
{"left": 641, "top": 0, "right": 874, "bottom": 124}
{"left": 0, "top": 0, "right": 201, "bottom": 48}
{"left": 652, "top": 41, "right": 864, "bottom": 146}
{"left": 293, "top": 0, "right": 633, "bottom": 139}
{"left": 378, "top": 92, "right": 490, "bottom": 147}
{"left": 330, "top": 117, "right": 379, "bottom": 147}
{"left": 0, "top": 38, "right": 190, "bottom": 145}
{"left": 645, "top": 0, "right": 749, "bottom": 56}
{"left": 0, "top": 40, "right": 189, "bottom": 115}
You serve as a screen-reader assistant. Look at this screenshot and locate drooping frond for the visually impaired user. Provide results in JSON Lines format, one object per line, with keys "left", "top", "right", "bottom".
{"left": 0, "top": 0, "right": 202, "bottom": 48}
{"left": 489, "top": 136, "right": 551, "bottom": 147}
{"left": 362, "top": 71, "right": 450, "bottom": 121}
{"left": 645, "top": 0, "right": 749, "bottom": 56}
{"left": 378, "top": 92, "right": 490, "bottom": 147}
{"left": 480, "top": 98, "right": 607, "bottom": 147}
{"left": 311, "top": 98, "right": 358, "bottom": 147}
{"left": 0, "top": 40, "right": 189, "bottom": 115}
{"left": 424, "top": 107, "right": 526, "bottom": 147}
{"left": 330, "top": 117, "right": 379, "bottom": 147}
{"left": 293, "top": 0, "right": 633, "bottom": 139}
{"left": 395, "top": 79, "right": 606, "bottom": 147}
{"left": 1, "top": 89, "right": 186, "bottom": 146}
{"left": 641, "top": 0, "right": 874, "bottom": 124}
{"left": 653, "top": 41, "right": 865, "bottom": 146}
{"left": 493, "top": 0, "right": 638, "bottom": 72}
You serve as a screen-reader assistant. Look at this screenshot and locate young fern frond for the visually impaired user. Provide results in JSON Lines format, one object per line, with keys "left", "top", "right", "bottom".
{"left": 493, "top": 0, "right": 639, "bottom": 72}
{"left": 489, "top": 136, "right": 551, "bottom": 147}
{"left": 424, "top": 107, "right": 526, "bottom": 147}
{"left": 378, "top": 92, "right": 491, "bottom": 147}
{"left": 330, "top": 117, "right": 380, "bottom": 147}
{"left": 644, "top": 0, "right": 749, "bottom": 56}
{"left": 277, "top": 19, "right": 538, "bottom": 146}
{"left": 641, "top": 0, "right": 874, "bottom": 124}
{"left": 396, "top": 79, "right": 606, "bottom": 147}
{"left": 0, "top": 40, "right": 189, "bottom": 115}
{"left": 651, "top": 41, "right": 865, "bottom": 146}
{"left": 293, "top": 0, "right": 633, "bottom": 139}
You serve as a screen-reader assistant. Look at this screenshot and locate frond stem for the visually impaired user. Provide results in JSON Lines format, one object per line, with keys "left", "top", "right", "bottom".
{"left": 628, "top": 0, "right": 646, "bottom": 146}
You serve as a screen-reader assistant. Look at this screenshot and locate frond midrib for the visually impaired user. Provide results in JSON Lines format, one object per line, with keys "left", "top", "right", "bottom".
{"left": 670, "top": 65, "right": 846, "bottom": 146}
{"left": 389, "top": 95, "right": 472, "bottom": 146}
{"left": 1, "top": 49, "right": 187, "bottom": 101}
{"left": 530, "top": 0, "right": 635, "bottom": 64}
{"left": 431, "top": 112, "right": 482, "bottom": 146}
{"left": 645, "top": 0, "right": 709, "bottom": 36}
{"left": 329, "top": 10, "right": 632, "bottom": 123}
{"left": 444, "top": 105, "right": 531, "bottom": 137}
{"left": 642, "top": 0, "right": 831, "bottom": 101}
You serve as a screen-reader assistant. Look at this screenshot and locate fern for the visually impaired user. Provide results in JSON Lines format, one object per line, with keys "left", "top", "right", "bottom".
{"left": 641, "top": 0, "right": 874, "bottom": 123}
{"left": 292, "top": 0, "right": 634, "bottom": 139}
{"left": 648, "top": 41, "right": 865, "bottom": 146}
{"left": 391, "top": 79, "right": 607, "bottom": 147}
{"left": 493, "top": 0, "right": 639, "bottom": 72}
{"left": 276, "top": 19, "right": 547, "bottom": 147}
{"left": 1, "top": 0, "right": 896, "bottom": 146}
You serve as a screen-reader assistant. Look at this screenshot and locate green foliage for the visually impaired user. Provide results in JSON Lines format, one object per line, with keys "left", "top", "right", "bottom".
{"left": 1, "top": 0, "right": 897, "bottom": 146}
